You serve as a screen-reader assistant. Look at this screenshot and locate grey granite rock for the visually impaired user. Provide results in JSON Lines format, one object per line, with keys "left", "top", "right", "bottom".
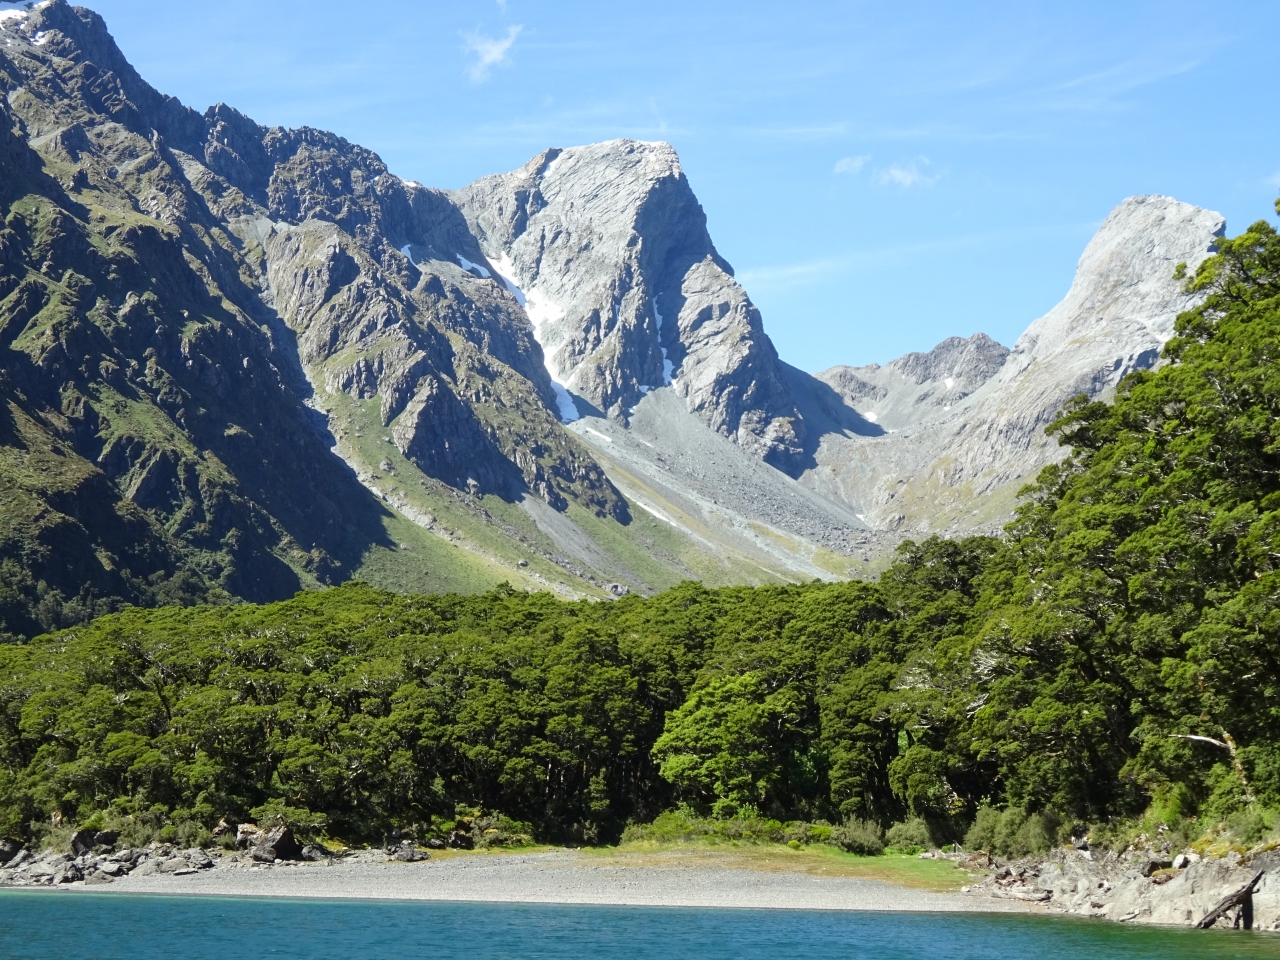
{"left": 972, "top": 848, "right": 1280, "bottom": 931}
{"left": 802, "top": 195, "right": 1226, "bottom": 538}
{"left": 0, "top": 0, "right": 1240, "bottom": 591}
{"left": 453, "top": 140, "right": 808, "bottom": 469}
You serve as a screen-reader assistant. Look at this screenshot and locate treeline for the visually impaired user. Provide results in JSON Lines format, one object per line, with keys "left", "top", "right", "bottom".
{"left": 0, "top": 208, "right": 1279, "bottom": 848}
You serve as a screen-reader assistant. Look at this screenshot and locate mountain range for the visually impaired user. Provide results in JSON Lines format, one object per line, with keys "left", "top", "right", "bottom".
{"left": 0, "top": 0, "right": 1227, "bottom": 638}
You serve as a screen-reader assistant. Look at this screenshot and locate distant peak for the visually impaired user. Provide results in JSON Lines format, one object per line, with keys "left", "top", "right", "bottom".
{"left": 535, "top": 139, "right": 683, "bottom": 183}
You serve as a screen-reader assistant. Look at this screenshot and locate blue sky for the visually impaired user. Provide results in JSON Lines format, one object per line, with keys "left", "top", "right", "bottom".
{"left": 82, "top": 0, "right": 1280, "bottom": 371}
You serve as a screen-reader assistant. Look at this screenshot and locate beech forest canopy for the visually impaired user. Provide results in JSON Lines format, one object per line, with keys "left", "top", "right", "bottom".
{"left": 2, "top": 206, "right": 1280, "bottom": 847}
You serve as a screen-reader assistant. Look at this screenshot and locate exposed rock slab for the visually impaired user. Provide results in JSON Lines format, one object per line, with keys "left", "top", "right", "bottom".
{"left": 453, "top": 140, "right": 810, "bottom": 470}
{"left": 804, "top": 196, "right": 1226, "bottom": 537}
{"left": 970, "top": 848, "right": 1280, "bottom": 931}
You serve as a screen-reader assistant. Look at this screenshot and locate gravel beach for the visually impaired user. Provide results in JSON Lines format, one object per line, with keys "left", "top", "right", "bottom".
{"left": 71, "top": 849, "right": 1028, "bottom": 913}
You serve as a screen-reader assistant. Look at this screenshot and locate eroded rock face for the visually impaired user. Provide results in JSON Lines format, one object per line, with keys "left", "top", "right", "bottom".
{"left": 818, "top": 333, "right": 1011, "bottom": 429}
{"left": 452, "top": 140, "right": 807, "bottom": 469}
{"left": 0, "top": 0, "right": 1242, "bottom": 606}
{"left": 804, "top": 195, "right": 1226, "bottom": 536}
{"left": 972, "top": 848, "right": 1280, "bottom": 932}
{"left": 1, "top": 0, "right": 626, "bottom": 542}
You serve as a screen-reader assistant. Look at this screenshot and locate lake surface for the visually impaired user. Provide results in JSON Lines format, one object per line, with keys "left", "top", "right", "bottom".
{"left": 1, "top": 891, "right": 1278, "bottom": 959}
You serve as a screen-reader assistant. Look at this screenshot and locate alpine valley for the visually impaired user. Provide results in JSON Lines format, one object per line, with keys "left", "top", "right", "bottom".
{"left": 0, "top": 0, "right": 1226, "bottom": 638}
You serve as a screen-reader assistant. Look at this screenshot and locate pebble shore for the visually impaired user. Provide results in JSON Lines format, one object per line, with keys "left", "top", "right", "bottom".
{"left": 44, "top": 849, "right": 1029, "bottom": 913}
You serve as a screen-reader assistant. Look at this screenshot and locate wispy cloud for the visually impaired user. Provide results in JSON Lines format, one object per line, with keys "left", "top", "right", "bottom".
{"left": 833, "top": 154, "right": 869, "bottom": 175}
{"left": 464, "top": 25, "right": 523, "bottom": 82}
{"left": 738, "top": 221, "right": 1098, "bottom": 295}
{"left": 876, "top": 156, "right": 940, "bottom": 188}
{"left": 1267, "top": 171, "right": 1280, "bottom": 190}
{"left": 735, "top": 122, "right": 849, "bottom": 142}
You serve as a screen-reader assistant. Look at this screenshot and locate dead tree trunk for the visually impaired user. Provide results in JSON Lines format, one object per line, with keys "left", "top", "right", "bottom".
{"left": 1195, "top": 870, "right": 1265, "bottom": 930}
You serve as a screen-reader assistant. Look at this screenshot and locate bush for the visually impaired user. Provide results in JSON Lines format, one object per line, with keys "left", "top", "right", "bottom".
{"left": 1225, "top": 809, "right": 1271, "bottom": 846}
{"left": 886, "top": 818, "right": 933, "bottom": 853}
{"left": 830, "top": 819, "right": 884, "bottom": 856}
{"left": 114, "top": 806, "right": 169, "bottom": 849}
{"left": 964, "top": 806, "right": 1001, "bottom": 852}
{"left": 622, "top": 810, "right": 800, "bottom": 846}
{"left": 250, "top": 801, "right": 329, "bottom": 839}
{"left": 963, "top": 806, "right": 1059, "bottom": 859}
{"left": 472, "top": 814, "right": 535, "bottom": 848}
{"left": 619, "top": 812, "right": 846, "bottom": 848}
{"left": 621, "top": 809, "right": 706, "bottom": 844}
{"left": 175, "top": 821, "right": 212, "bottom": 849}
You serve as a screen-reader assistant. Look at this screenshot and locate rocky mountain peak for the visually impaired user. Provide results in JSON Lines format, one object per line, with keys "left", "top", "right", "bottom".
{"left": 453, "top": 138, "right": 808, "bottom": 469}
{"left": 1000, "top": 194, "right": 1225, "bottom": 384}
{"left": 0, "top": 0, "right": 1251, "bottom": 636}
{"left": 801, "top": 194, "right": 1227, "bottom": 538}
{"left": 889, "top": 333, "right": 1010, "bottom": 387}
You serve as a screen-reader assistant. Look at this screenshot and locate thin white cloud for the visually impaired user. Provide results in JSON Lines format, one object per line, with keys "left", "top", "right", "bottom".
{"left": 876, "top": 157, "right": 940, "bottom": 188}
{"left": 738, "top": 221, "right": 1098, "bottom": 295}
{"left": 464, "top": 25, "right": 522, "bottom": 82}
{"left": 736, "top": 122, "right": 849, "bottom": 142}
{"left": 1267, "top": 171, "right": 1280, "bottom": 190}
{"left": 833, "top": 154, "right": 869, "bottom": 175}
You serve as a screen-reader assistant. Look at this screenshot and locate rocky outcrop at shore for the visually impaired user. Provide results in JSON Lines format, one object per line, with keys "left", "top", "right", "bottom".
{"left": 0, "top": 832, "right": 437, "bottom": 888}
{"left": 0, "top": 842, "right": 215, "bottom": 886}
{"left": 966, "top": 847, "right": 1280, "bottom": 931}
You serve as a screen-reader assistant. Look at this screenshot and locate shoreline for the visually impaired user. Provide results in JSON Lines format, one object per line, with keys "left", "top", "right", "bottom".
{"left": 15, "top": 849, "right": 1031, "bottom": 915}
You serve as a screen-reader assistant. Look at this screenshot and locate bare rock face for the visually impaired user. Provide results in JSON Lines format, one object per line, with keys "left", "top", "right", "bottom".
{"left": 0, "top": 0, "right": 1243, "bottom": 611}
{"left": 804, "top": 195, "right": 1226, "bottom": 536}
{"left": 971, "top": 848, "right": 1280, "bottom": 932}
{"left": 819, "top": 333, "right": 1011, "bottom": 429}
{"left": 452, "top": 140, "right": 807, "bottom": 469}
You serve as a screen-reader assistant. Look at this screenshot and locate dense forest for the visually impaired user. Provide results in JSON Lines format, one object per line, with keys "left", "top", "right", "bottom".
{"left": 0, "top": 207, "right": 1278, "bottom": 853}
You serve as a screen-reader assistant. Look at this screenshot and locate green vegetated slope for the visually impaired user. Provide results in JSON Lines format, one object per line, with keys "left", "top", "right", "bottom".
{"left": 4, "top": 211, "right": 1280, "bottom": 852}
{"left": 0, "top": 3, "right": 816, "bottom": 641}
{"left": 0, "top": 43, "right": 510, "bottom": 637}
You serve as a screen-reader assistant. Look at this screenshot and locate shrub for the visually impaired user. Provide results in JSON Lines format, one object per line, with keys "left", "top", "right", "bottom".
{"left": 114, "top": 806, "right": 169, "bottom": 849}
{"left": 964, "top": 806, "right": 1059, "bottom": 858}
{"left": 830, "top": 819, "right": 884, "bottom": 856}
{"left": 886, "top": 818, "right": 933, "bottom": 853}
{"left": 1225, "top": 809, "right": 1271, "bottom": 846}
{"left": 175, "top": 821, "right": 212, "bottom": 849}
{"left": 964, "top": 805, "right": 1001, "bottom": 852}
{"left": 472, "top": 814, "right": 535, "bottom": 848}
{"left": 1011, "top": 812, "right": 1058, "bottom": 857}
{"left": 621, "top": 809, "right": 704, "bottom": 844}
{"left": 250, "top": 801, "right": 329, "bottom": 840}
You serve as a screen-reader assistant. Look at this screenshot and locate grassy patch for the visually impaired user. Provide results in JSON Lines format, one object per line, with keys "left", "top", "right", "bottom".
{"left": 580, "top": 842, "right": 977, "bottom": 892}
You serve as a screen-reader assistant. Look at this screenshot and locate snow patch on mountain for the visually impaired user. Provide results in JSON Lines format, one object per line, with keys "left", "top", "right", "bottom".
{"left": 486, "top": 253, "right": 580, "bottom": 423}
{"left": 456, "top": 254, "right": 490, "bottom": 278}
{"left": 653, "top": 295, "right": 674, "bottom": 386}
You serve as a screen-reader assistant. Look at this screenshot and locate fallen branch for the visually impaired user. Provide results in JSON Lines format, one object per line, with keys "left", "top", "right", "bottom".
{"left": 1195, "top": 870, "right": 1265, "bottom": 930}
{"left": 1168, "top": 734, "right": 1229, "bottom": 750}
{"left": 1167, "top": 729, "right": 1257, "bottom": 804}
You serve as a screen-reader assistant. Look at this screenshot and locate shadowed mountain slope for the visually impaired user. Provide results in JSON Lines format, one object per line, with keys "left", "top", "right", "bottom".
{"left": 0, "top": 2, "right": 1230, "bottom": 638}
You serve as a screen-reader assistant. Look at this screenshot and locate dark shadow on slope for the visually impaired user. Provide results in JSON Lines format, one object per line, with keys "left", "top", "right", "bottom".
{"left": 770, "top": 363, "right": 885, "bottom": 478}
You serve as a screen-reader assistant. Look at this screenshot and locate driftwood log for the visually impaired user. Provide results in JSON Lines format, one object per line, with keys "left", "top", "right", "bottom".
{"left": 1195, "top": 870, "right": 1265, "bottom": 930}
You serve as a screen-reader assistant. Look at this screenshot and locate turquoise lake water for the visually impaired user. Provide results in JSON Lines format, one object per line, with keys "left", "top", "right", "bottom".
{"left": 1, "top": 892, "right": 1278, "bottom": 959}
